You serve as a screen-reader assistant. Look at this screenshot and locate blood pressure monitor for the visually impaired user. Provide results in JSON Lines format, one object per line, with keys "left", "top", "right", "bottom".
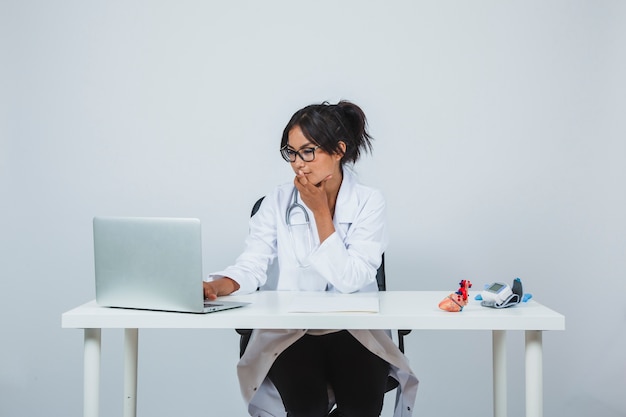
{"left": 480, "top": 278, "right": 524, "bottom": 308}
{"left": 481, "top": 282, "right": 513, "bottom": 305}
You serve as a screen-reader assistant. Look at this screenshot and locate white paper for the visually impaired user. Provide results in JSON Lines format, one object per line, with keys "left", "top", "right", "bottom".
{"left": 287, "top": 292, "right": 380, "bottom": 313}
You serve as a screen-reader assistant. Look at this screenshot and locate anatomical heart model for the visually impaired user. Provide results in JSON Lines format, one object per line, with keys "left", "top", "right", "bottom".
{"left": 438, "top": 280, "right": 472, "bottom": 312}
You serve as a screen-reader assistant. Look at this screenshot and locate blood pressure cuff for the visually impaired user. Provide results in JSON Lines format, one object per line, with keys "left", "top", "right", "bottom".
{"left": 480, "top": 278, "right": 524, "bottom": 309}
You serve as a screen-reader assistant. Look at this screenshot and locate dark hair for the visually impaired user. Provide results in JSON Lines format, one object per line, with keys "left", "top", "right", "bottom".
{"left": 280, "top": 100, "right": 373, "bottom": 165}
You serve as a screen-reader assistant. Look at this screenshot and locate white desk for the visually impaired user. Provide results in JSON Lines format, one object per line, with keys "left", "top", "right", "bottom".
{"left": 62, "top": 291, "right": 565, "bottom": 417}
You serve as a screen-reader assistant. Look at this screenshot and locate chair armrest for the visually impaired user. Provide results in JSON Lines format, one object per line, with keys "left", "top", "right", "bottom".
{"left": 235, "top": 329, "right": 253, "bottom": 358}
{"left": 398, "top": 329, "right": 412, "bottom": 353}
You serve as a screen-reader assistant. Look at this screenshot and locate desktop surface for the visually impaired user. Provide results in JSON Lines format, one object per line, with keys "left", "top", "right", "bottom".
{"left": 62, "top": 291, "right": 564, "bottom": 331}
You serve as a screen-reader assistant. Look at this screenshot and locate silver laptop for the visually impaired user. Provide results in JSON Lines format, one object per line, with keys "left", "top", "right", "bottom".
{"left": 93, "top": 217, "right": 248, "bottom": 314}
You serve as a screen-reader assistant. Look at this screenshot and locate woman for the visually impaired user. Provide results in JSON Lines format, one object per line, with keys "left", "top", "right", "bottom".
{"left": 203, "top": 101, "right": 418, "bottom": 417}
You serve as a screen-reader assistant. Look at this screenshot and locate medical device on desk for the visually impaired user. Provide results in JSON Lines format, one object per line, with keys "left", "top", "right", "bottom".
{"left": 479, "top": 278, "right": 527, "bottom": 309}
{"left": 286, "top": 188, "right": 314, "bottom": 267}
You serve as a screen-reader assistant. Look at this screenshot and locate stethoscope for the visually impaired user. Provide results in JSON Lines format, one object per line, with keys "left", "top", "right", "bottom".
{"left": 286, "top": 187, "right": 314, "bottom": 267}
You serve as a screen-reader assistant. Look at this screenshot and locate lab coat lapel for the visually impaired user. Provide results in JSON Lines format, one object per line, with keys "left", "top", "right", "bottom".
{"left": 333, "top": 170, "right": 358, "bottom": 229}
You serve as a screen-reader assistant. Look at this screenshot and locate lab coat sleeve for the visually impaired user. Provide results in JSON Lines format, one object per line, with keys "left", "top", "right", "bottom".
{"left": 206, "top": 195, "right": 278, "bottom": 294}
{"left": 307, "top": 188, "right": 388, "bottom": 293}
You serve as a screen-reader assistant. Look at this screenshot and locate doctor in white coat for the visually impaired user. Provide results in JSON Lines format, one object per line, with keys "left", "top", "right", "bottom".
{"left": 204, "top": 101, "right": 418, "bottom": 417}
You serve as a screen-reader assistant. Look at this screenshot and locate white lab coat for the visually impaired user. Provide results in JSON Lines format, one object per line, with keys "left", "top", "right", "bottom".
{"left": 208, "top": 169, "right": 418, "bottom": 417}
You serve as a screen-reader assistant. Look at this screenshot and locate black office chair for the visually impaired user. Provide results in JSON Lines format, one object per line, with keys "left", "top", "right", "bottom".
{"left": 236, "top": 197, "right": 411, "bottom": 394}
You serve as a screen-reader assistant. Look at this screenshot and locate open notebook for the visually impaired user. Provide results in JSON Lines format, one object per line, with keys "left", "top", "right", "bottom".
{"left": 287, "top": 292, "right": 379, "bottom": 313}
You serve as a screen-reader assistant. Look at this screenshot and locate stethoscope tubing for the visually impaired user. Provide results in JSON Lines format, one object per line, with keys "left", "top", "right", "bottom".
{"left": 286, "top": 187, "right": 313, "bottom": 267}
{"left": 285, "top": 187, "right": 310, "bottom": 226}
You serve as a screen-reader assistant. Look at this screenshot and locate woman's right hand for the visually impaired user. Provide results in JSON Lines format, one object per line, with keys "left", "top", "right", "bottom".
{"left": 203, "top": 277, "right": 240, "bottom": 301}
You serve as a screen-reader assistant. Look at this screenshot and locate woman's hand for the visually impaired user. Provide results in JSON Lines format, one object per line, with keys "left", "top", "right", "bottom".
{"left": 294, "top": 170, "right": 336, "bottom": 243}
{"left": 294, "top": 170, "right": 332, "bottom": 215}
{"left": 203, "top": 277, "right": 240, "bottom": 301}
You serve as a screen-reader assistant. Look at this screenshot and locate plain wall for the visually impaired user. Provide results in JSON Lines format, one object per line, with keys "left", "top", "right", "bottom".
{"left": 1, "top": 1, "right": 625, "bottom": 416}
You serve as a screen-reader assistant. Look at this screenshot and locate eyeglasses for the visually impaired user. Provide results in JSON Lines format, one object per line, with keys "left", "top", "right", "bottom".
{"left": 280, "top": 145, "right": 320, "bottom": 163}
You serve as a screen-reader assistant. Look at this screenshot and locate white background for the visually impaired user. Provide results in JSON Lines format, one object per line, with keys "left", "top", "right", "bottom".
{"left": 1, "top": 1, "right": 625, "bottom": 416}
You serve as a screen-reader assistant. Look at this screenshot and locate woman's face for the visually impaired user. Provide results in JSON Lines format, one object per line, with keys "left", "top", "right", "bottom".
{"left": 286, "top": 125, "right": 344, "bottom": 186}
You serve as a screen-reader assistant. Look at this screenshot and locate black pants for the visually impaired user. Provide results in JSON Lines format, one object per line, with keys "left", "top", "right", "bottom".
{"left": 267, "top": 331, "right": 389, "bottom": 417}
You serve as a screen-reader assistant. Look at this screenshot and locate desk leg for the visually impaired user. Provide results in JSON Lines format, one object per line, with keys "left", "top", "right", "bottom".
{"left": 525, "top": 330, "right": 543, "bottom": 417}
{"left": 492, "top": 330, "right": 507, "bottom": 417}
{"left": 84, "top": 328, "right": 101, "bottom": 417}
{"left": 124, "top": 329, "right": 139, "bottom": 417}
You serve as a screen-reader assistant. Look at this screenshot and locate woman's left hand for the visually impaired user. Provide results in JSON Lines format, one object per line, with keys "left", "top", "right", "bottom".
{"left": 294, "top": 170, "right": 332, "bottom": 215}
{"left": 294, "top": 170, "right": 336, "bottom": 243}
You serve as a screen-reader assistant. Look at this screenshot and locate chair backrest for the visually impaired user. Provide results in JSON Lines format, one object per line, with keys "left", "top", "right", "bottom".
{"left": 250, "top": 196, "right": 265, "bottom": 218}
